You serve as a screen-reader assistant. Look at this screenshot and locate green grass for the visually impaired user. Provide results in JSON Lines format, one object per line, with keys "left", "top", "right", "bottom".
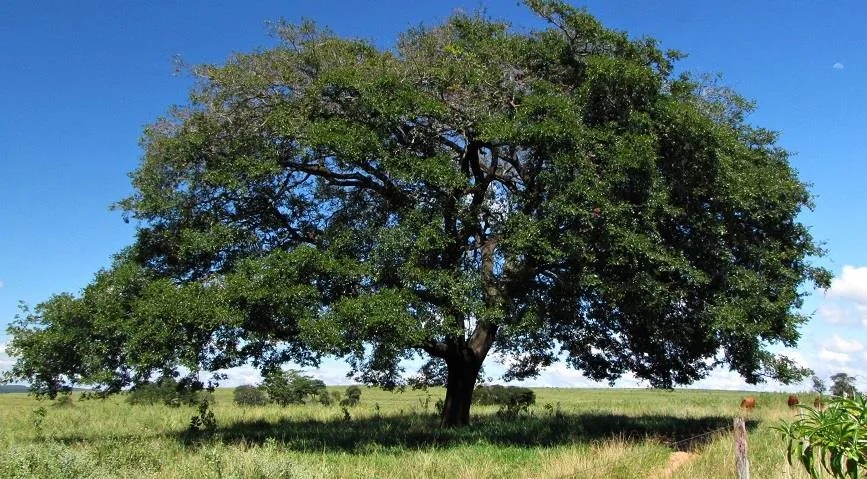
{"left": 0, "top": 387, "right": 815, "bottom": 478}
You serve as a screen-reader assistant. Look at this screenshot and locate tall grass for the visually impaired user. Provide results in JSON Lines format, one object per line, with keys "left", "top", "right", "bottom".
{"left": 0, "top": 388, "right": 814, "bottom": 478}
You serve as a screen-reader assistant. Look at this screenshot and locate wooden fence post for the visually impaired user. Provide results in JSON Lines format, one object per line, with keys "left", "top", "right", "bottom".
{"left": 734, "top": 417, "right": 750, "bottom": 479}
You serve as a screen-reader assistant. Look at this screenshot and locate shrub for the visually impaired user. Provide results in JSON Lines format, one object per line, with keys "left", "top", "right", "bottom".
{"left": 775, "top": 394, "right": 867, "bottom": 478}
{"left": 340, "top": 385, "right": 362, "bottom": 407}
{"left": 318, "top": 390, "right": 333, "bottom": 406}
{"left": 127, "top": 378, "right": 207, "bottom": 407}
{"left": 52, "top": 394, "right": 74, "bottom": 408}
{"left": 262, "top": 370, "right": 327, "bottom": 406}
{"left": 473, "top": 385, "right": 536, "bottom": 407}
{"left": 188, "top": 398, "right": 217, "bottom": 438}
{"left": 233, "top": 385, "right": 267, "bottom": 407}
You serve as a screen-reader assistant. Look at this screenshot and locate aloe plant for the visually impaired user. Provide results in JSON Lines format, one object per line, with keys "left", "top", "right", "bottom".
{"left": 775, "top": 395, "right": 867, "bottom": 478}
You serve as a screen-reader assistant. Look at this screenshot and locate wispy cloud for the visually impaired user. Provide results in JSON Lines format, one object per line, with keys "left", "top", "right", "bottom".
{"left": 817, "top": 303, "right": 858, "bottom": 325}
{"left": 819, "top": 348, "right": 850, "bottom": 364}
{"left": 0, "top": 280, "right": 5, "bottom": 289}
{"left": 825, "top": 334, "right": 864, "bottom": 354}
{"left": 833, "top": 62, "right": 845, "bottom": 70}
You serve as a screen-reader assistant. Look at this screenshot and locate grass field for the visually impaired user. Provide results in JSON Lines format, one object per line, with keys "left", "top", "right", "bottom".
{"left": 0, "top": 387, "right": 813, "bottom": 478}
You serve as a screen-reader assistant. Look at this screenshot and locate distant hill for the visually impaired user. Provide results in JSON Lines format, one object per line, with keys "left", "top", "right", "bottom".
{"left": 0, "top": 385, "right": 29, "bottom": 394}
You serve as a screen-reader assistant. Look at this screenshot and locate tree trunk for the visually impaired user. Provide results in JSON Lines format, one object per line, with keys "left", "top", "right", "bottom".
{"left": 440, "top": 358, "right": 481, "bottom": 427}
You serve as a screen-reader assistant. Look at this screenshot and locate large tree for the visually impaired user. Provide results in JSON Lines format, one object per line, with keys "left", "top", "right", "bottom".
{"left": 5, "top": 1, "right": 829, "bottom": 426}
{"left": 830, "top": 373, "right": 858, "bottom": 397}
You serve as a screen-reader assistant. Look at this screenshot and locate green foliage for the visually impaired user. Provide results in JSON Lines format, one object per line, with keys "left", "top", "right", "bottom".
{"left": 233, "top": 384, "right": 268, "bottom": 407}
{"left": 262, "top": 370, "right": 326, "bottom": 406}
{"left": 52, "top": 393, "right": 74, "bottom": 409}
{"left": 340, "top": 385, "right": 363, "bottom": 407}
{"left": 0, "top": 387, "right": 832, "bottom": 478}
{"left": 317, "top": 390, "right": 334, "bottom": 406}
{"left": 831, "top": 373, "right": 858, "bottom": 398}
{"left": 188, "top": 398, "right": 217, "bottom": 437}
{"left": 813, "top": 375, "right": 827, "bottom": 395}
{"left": 775, "top": 395, "right": 867, "bottom": 478}
{"left": 126, "top": 377, "right": 208, "bottom": 407}
{"left": 4, "top": 0, "right": 829, "bottom": 426}
{"left": 31, "top": 406, "right": 47, "bottom": 441}
{"left": 474, "top": 385, "right": 536, "bottom": 418}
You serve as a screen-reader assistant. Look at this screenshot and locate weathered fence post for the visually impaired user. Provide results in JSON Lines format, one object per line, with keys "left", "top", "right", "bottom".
{"left": 734, "top": 417, "right": 750, "bottom": 479}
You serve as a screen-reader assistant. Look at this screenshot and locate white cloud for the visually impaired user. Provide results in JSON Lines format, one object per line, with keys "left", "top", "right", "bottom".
{"left": 817, "top": 303, "right": 857, "bottom": 325}
{"left": 859, "top": 305, "right": 867, "bottom": 327}
{"left": 818, "top": 348, "right": 850, "bottom": 364}
{"left": 690, "top": 368, "right": 758, "bottom": 391}
{"left": 783, "top": 349, "right": 809, "bottom": 368}
{"left": 0, "top": 280, "right": 5, "bottom": 289}
{"left": 825, "top": 335, "right": 864, "bottom": 354}
{"left": 215, "top": 365, "right": 262, "bottom": 387}
{"left": 0, "top": 343, "right": 12, "bottom": 373}
{"left": 815, "top": 265, "right": 867, "bottom": 326}
{"left": 305, "top": 363, "right": 354, "bottom": 386}
{"left": 489, "top": 356, "right": 804, "bottom": 392}
{"left": 214, "top": 360, "right": 355, "bottom": 388}
{"left": 833, "top": 62, "right": 845, "bottom": 70}
{"left": 827, "top": 265, "right": 867, "bottom": 304}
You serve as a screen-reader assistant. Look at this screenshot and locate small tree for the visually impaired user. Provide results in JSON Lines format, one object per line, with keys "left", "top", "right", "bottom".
{"left": 830, "top": 373, "right": 857, "bottom": 398}
{"left": 262, "top": 370, "right": 326, "bottom": 406}
{"left": 340, "top": 386, "right": 362, "bottom": 407}
{"left": 317, "top": 390, "right": 334, "bottom": 406}
{"left": 811, "top": 375, "right": 826, "bottom": 395}
{"left": 127, "top": 377, "right": 205, "bottom": 407}
{"left": 233, "top": 384, "right": 267, "bottom": 406}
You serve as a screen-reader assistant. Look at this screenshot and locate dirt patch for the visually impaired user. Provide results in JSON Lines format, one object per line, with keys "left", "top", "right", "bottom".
{"left": 655, "top": 451, "right": 696, "bottom": 478}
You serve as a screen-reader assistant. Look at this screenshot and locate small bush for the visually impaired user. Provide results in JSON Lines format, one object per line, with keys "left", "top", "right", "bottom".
{"left": 127, "top": 378, "right": 208, "bottom": 407}
{"left": 317, "top": 390, "right": 343, "bottom": 407}
{"left": 473, "top": 385, "right": 536, "bottom": 408}
{"left": 472, "top": 385, "right": 535, "bottom": 419}
{"left": 775, "top": 394, "right": 867, "bottom": 478}
{"left": 340, "top": 385, "right": 362, "bottom": 407}
{"left": 188, "top": 398, "right": 217, "bottom": 438}
{"left": 262, "top": 370, "right": 326, "bottom": 406}
{"left": 233, "top": 385, "right": 267, "bottom": 407}
{"left": 53, "top": 394, "right": 74, "bottom": 408}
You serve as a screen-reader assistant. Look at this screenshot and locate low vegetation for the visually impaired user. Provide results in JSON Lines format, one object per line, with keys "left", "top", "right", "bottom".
{"left": 473, "top": 385, "right": 536, "bottom": 418}
{"left": 126, "top": 378, "right": 212, "bottom": 407}
{"left": 261, "top": 370, "right": 327, "bottom": 407}
{"left": 233, "top": 385, "right": 267, "bottom": 407}
{"left": 775, "top": 394, "right": 867, "bottom": 478}
{"left": 232, "top": 372, "right": 363, "bottom": 410}
{"left": 0, "top": 387, "right": 824, "bottom": 478}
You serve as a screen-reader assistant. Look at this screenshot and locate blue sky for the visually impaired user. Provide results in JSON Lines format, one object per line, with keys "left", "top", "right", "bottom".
{"left": 2, "top": 1, "right": 866, "bottom": 391}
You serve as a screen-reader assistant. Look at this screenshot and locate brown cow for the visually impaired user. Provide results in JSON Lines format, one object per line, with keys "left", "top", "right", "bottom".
{"left": 813, "top": 396, "right": 824, "bottom": 409}
{"left": 787, "top": 394, "right": 799, "bottom": 409}
{"left": 740, "top": 396, "right": 756, "bottom": 409}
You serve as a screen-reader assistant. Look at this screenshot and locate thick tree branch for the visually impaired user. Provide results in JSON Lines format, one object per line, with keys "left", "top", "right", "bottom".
{"left": 421, "top": 341, "right": 449, "bottom": 358}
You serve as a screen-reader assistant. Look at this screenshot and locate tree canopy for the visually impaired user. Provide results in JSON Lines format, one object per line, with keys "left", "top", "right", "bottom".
{"left": 4, "top": 0, "right": 829, "bottom": 426}
{"left": 830, "top": 373, "right": 858, "bottom": 398}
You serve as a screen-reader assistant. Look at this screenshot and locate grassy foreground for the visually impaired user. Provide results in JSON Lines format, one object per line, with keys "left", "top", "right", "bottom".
{"left": 0, "top": 387, "right": 812, "bottom": 478}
